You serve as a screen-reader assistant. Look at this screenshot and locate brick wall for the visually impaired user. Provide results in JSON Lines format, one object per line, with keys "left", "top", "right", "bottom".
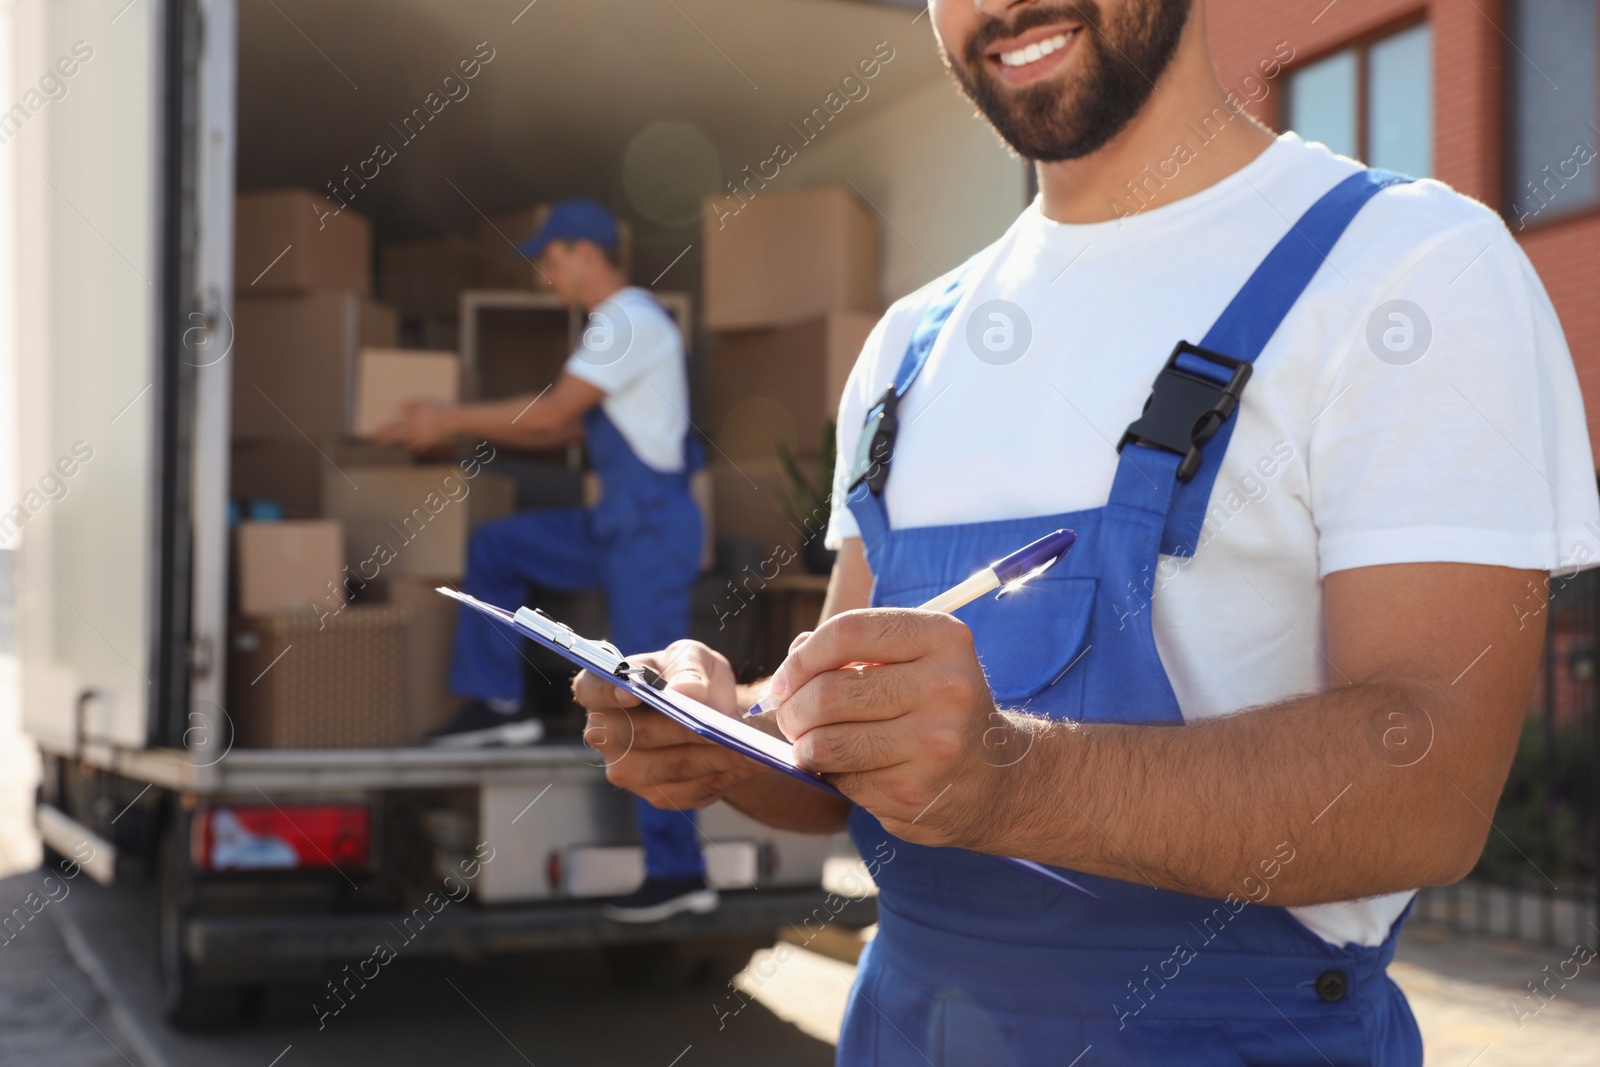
{"left": 1522, "top": 217, "right": 1600, "bottom": 459}
{"left": 1208, "top": 0, "right": 1600, "bottom": 465}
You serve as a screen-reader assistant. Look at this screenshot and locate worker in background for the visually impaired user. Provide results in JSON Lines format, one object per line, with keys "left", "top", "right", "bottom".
{"left": 377, "top": 199, "right": 716, "bottom": 924}
{"left": 576, "top": 0, "right": 1600, "bottom": 1060}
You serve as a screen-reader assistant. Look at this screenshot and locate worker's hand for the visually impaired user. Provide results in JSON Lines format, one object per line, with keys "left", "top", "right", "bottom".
{"left": 373, "top": 399, "right": 458, "bottom": 454}
{"left": 574, "top": 641, "right": 768, "bottom": 811}
{"left": 769, "top": 609, "right": 1025, "bottom": 852}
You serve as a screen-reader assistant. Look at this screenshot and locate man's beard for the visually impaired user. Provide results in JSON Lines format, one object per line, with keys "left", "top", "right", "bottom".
{"left": 945, "top": 0, "right": 1194, "bottom": 163}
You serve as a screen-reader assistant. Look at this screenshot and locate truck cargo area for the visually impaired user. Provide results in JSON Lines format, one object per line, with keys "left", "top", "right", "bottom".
{"left": 16, "top": 0, "right": 1025, "bottom": 1029}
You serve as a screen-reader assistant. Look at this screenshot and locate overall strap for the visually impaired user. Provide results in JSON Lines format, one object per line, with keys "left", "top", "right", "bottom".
{"left": 846, "top": 271, "right": 968, "bottom": 495}
{"left": 683, "top": 432, "right": 707, "bottom": 475}
{"left": 1110, "top": 168, "right": 1412, "bottom": 554}
{"left": 845, "top": 477, "right": 892, "bottom": 546}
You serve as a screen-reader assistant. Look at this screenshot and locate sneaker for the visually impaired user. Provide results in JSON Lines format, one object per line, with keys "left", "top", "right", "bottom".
{"left": 601, "top": 876, "right": 720, "bottom": 924}
{"left": 427, "top": 701, "right": 545, "bottom": 748}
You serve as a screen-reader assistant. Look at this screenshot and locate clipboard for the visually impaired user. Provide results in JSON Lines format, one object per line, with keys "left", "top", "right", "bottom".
{"left": 440, "top": 588, "right": 1112, "bottom": 910}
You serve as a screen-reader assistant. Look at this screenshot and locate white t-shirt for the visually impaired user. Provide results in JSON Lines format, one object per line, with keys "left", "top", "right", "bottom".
{"left": 827, "top": 134, "right": 1600, "bottom": 947}
{"left": 564, "top": 286, "right": 689, "bottom": 472}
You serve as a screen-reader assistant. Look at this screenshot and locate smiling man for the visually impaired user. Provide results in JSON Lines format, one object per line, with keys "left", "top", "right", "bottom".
{"left": 575, "top": 1, "right": 1599, "bottom": 1063}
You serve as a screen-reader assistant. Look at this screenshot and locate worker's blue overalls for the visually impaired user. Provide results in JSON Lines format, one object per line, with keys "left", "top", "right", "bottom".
{"left": 450, "top": 397, "right": 707, "bottom": 882}
{"left": 836, "top": 170, "right": 1423, "bottom": 1065}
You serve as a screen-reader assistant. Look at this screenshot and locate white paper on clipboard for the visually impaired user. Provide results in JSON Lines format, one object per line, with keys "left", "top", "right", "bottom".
{"left": 438, "top": 587, "right": 1114, "bottom": 911}
{"left": 438, "top": 588, "right": 837, "bottom": 794}
{"left": 624, "top": 673, "right": 807, "bottom": 770}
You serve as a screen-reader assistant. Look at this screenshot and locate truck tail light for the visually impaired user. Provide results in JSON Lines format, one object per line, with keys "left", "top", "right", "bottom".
{"left": 193, "top": 804, "right": 370, "bottom": 872}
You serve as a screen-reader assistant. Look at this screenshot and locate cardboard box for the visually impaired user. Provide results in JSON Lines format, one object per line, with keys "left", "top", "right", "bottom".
{"left": 362, "top": 301, "right": 399, "bottom": 347}
{"left": 476, "top": 204, "right": 550, "bottom": 290}
{"left": 230, "top": 439, "right": 411, "bottom": 518}
{"left": 707, "top": 456, "right": 828, "bottom": 556}
{"left": 380, "top": 578, "right": 465, "bottom": 742}
{"left": 476, "top": 205, "right": 634, "bottom": 289}
{"left": 231, "top": 291, "right": 399, "bottom": 440}
{"left": 353, "top": 349, "right": 461, "bottom": 438}
{"left": 323, "top": 466, "right": 516, "bottom": 579}
{"left": 235, "top": 520, "right": 345, "bottom": 616}
{"left": 702, "top": 188, "right": 879, "bottom": 330}
{"left": 235, "top": 188, "right": 373, "bottom": 295}
{"left": 379, "top": 235, "right": 486, "bottom": 319}
{"left": 710, "top": 312, "right": 876, "bottom": 460}
{"left": 229, "top": 605, "right": 409, "bottom": 748}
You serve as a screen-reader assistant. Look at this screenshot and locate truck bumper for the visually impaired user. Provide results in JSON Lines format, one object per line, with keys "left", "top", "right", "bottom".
{"left": 185, "top": 888, "right": 877, "bottom": 969}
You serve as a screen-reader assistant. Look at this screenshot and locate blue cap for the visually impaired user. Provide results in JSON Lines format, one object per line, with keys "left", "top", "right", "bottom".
{"left": 991, "top": 528, "right": 1075, "bottom": 596}
{"left": 516, "top": 199, "right": 619, "bottom": 259}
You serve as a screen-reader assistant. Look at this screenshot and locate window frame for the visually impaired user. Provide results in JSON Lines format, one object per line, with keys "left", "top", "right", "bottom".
{"left": 1280, "top": 11, "right": 1431, "bottom": 170}
{"left": 1501, "top": 0, "right": 1600, "bottom": 234}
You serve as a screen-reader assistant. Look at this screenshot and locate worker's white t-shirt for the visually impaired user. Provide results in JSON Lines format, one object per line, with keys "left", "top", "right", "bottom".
{"left": 564, "top": 286, "right": 689, "bottom": 472}
{"left": 826, "top": 133, "right": 1600, "bottom": 948}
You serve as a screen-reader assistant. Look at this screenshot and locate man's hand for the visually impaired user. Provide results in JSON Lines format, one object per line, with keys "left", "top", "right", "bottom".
{"left": 574, "top": 641, "right": 767, "bottom": 810}
{"left": 769, "top": 563, "right": 1550, "bottom": 905}
{"left": 769, "top": 609, "right": 1025, "bottom": 850}
{"left": 374, "top": 399, "right": 459, "bottom": 454}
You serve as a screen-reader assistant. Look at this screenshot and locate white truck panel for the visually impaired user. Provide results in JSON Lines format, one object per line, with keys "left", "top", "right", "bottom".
{"left": 16, "top": 0, "right": 166, "bottom": 748}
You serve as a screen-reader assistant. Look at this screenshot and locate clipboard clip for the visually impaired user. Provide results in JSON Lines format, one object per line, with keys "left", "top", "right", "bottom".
{"left": 512, "top": 606, "right": 664, "bottom": 691}
{"left": 515, "top": 607, "right": 627, "bottom": 673}
{"left": 616, "top": 663, "right": 668, "bottom": 691}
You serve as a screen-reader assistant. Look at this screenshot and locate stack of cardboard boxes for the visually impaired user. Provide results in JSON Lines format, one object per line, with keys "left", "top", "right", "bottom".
{"left": 702, "top": 188, "right": 881, "bottom": 560}
{"left": 377, "top": 203, "right": 632, "bottom": 351}
{"left": 230, "top": 188, "right": 516, "bottom": 748}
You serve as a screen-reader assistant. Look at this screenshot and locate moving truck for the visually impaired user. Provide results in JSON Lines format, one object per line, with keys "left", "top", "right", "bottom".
{"left": 10, "top": 0, "right": 1024, "bottom": 1028}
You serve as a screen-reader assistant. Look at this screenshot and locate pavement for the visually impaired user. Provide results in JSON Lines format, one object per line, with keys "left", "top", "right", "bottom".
{"left": 2, "top": 646, "right": 1598, "bottom": 1065}
{"left": 1388, "top": 923, "right": 1600, "bottom": 1065}
{"left": 0, "top": 878, "right": 146, "bottom": 1067}
{"left": 21, "top": 871, "right": 834, "bottom": 1067}
{"left": 1, "top": 653, "right": 148, "bottom": 1067}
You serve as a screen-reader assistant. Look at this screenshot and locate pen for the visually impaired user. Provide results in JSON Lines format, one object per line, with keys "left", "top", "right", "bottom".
{"left": 745, "top": 528, "right": 1076, "bottom": 717}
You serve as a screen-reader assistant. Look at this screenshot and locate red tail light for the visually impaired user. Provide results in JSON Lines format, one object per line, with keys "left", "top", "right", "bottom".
{"left": 193, "top": 804, "right": 371, "bottom": 872}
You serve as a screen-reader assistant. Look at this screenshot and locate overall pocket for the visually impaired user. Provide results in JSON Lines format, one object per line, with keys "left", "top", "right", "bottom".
{"left": 886, "top": 576, "right": 1098, "bottom": 719}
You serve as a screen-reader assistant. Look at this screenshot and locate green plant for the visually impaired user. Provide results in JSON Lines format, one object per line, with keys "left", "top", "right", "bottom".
{"left": 777, "top": 419, "right": 836, "bottom": 543}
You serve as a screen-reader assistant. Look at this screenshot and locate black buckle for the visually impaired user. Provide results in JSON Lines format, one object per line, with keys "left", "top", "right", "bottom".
{"left": 1117, "top": 342, "right": 1251, "bottom": 482}
{"left": 616, "top": 663, "right": 667, "bottom": 691}
{"left": 849, "top": 385, "right": 901, "bottom": 495}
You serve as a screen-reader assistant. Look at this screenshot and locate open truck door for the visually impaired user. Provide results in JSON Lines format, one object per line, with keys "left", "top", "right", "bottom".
{"left": 13, "top": 1, "right": 873, "bottom": 1030}
{"left": 14, "top": 0, "right": 233, "bottom": 761}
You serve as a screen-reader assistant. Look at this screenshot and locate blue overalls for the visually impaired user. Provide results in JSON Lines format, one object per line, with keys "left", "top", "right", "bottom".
{"left": 836, "top": 170, "right": 1424, "bottom": 1065}
{"left": 451, "top": 401, "right": 707, "bottom": 882}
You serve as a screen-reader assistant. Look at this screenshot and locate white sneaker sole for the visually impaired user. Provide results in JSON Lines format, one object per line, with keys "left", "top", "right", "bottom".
{"left": 601, "top": 888, "right": 721, "bottom": 924}
{"left": 427, "top": 720, "right": 545, "bottom": 748}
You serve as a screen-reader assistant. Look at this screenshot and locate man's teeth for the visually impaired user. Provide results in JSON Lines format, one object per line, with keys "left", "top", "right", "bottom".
{"left": 999, "top": 31, "right": 1073, "bottom": 68}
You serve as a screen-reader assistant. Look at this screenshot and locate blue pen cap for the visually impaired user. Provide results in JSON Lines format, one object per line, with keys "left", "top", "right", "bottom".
{"left": 991, "top": 529, "right": 1076, "bottom": 585}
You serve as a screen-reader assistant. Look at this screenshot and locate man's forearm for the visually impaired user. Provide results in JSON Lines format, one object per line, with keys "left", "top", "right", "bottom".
{"left": 451, "top": 400, "right": 581, "bottom": 450}
{"left": 985, "top": 680, "right": 1519, "bottom": 907}
{"left": 720, "top": 764, "right": 853, "bottom": 834}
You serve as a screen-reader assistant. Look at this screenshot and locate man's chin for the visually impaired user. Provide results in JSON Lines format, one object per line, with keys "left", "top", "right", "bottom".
{"left": 952, "top": 89, "right": 1067, "bottom": 162}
